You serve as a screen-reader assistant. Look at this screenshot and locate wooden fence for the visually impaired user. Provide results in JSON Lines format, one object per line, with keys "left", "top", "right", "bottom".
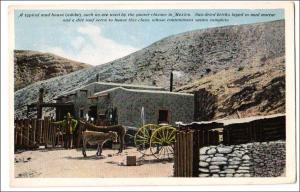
{"left": 223, "top": 115, "right": 286, "bottom": 145}
{"left": 174, "top": 130, "right": 194, "bottom": 177}
{"left": 15, "top": 117, "right": 62, "bottom": 149}
{"left": 174, "top": 114, "right": 286, "bottom": 177}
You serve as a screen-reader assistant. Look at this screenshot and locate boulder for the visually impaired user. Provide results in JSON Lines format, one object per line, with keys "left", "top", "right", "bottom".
{"left": 215, "top": 154, "right": 224, "bottom": 157}
{"left": 199, "top": 147, "right": 210, "bottom": 155}
{"left": 229, "top": 161, "right": 241, "bottom": 165}
{"left": 217, "top": 147, "right": 233, "bottom": 154}
{"left": 199, "top": 168, "right": 209, "bottom": 173}
{"left": 210, "top": 169, "right": 221, "bottom": 173}
{"left": 242, "top": 155, "right": 251, "bottom": 160}
{"left": 209, "top": 165, "right": 220, "bottom": 170}
{"left": 238, "top": 166, "right": 250, "bottom": 170}
{"left": 207, "top": 148, "right": 217, "bottom": 155}
{"left": 223, "top": 169, "right": 236, "bottom": 174}
{"left": 234, "top": 173, "right": 244, "bottom": 177}
{"left": 236, "top": 170, "right": 250, "bottom": 173}
{"left": 200, "top": 155, "right": 210, "bottom": 161}
{"left": 228, "top": 165, "right": 239, "bottom": 169}
{"left": 210, "top": 161, "right": 227, "bottom": 165}
{"left": 199, "top": 161, "right": 209, "bottom": 167}
{"left": 199, "top": 173, "right": 210, "bottom": 177}
{"left": 211, "top": 156, "right": 227, "bottom": 162}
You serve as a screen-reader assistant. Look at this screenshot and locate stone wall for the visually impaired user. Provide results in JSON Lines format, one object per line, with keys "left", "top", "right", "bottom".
{"left": 199, "top": 140, "right": 285, "bottom": 177}
{"left": 194, "top": 88, "right": 217, "bottom": 121}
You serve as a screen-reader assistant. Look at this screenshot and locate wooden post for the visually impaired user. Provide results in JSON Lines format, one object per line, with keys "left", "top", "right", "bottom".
{"left": 44, "top": 117, "right": 49, "bottom": 147}
{"left": 20, "top": 119, "right": 24, "bottom": 147}
{"left": 192, "top": 130, "right": 199, "bottom": 177}
{"left": 53, "top": 123, "right": 57, "bottom": 148}
{"left": 25, "top": 119, "right": 30, "bottom": 147}
{"left": 15, "top": 120, "right": 18, "bottom": 149}
{"left": 180, "top": 131, "right": 184, "bottom": 177}
{"left": 49, "top": 120, "right": 53, "bottom": 148}
{"left": 32, "top": 119, "right": 36, "bottom": 147}
{"left": 227, "top": 127, "right": 231, "bottom": 145}
{"left": 42, "top": 118, "right": 45, "bottom": 144}
{"left": 37, "top": 88, "right": 44, "bottom": 119}
{"left": 28, "top": 119, "right": 33, "bottom": 146}
{"left": 38, "top": 119, "right": 42, "bottom": 145}
{"left": 186, "top": 131, "right": 191, "bottom": 177}
{"left": 182, "top": 132, "right": 187, "bottom": 177}
{"left": 174, "top": 133, "right": 179, "bottom": 177}
{"left": 179, "top": 132, "right": 183, "bottom": 177}
{"left": 189, "top": 131, "right": 194, "bottom": 177}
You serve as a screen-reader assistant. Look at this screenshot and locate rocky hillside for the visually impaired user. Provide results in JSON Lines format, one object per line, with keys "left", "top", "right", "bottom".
{"left": 14, "top": 50, "right": 91, "bottom": 91}
{"left": 176, "top": 56, "right": 285, "bottom": 120}
{"left": 15, "top": 20, "right": 285, "bottom": 119}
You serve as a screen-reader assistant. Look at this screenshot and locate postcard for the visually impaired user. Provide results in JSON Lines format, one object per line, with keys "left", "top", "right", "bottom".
{"left": 6, "top": 1, "right": 296, "bottom": 188}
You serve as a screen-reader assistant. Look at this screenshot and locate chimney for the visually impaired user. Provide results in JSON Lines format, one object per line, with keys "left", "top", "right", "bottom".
{"left": 96, "top": 74, "right": 99, "bottom": 82}
{"left": 170, "top": 71, "right": 173, "bottom": 92}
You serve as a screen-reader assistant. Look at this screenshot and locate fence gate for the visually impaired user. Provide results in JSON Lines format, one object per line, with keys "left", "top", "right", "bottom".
{"left": 174, "top": 130, "right": 194, "bottom": 177}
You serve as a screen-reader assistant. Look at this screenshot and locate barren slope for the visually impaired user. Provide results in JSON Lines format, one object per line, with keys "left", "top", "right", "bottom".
{"left": 176, "top": 56, "right": 285, "bottom": 119}
{"left": 14, "top": 50, "right": 91, "bottom": 91}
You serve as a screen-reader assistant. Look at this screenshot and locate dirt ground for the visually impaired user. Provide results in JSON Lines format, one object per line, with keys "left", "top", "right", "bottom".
{"left": 14, "top": 147, "right": 174, "bottom": 178}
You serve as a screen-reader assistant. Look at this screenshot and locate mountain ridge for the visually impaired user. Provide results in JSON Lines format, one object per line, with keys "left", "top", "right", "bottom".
{"left": 14, "top": 19, "right": 285, "bottom": 119}
{"left": 14, "top": 50, "right": 91, "bottom": 91}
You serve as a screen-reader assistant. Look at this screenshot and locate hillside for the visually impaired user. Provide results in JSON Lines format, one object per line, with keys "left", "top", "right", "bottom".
{"left": 14, "top": 20, "right": 285, "bottom": 119}
{"left": 175, "top": 56, "right": 285, "bottom": 120}
{"left": 14, "top": 50, "right": 91, "bottom": 91}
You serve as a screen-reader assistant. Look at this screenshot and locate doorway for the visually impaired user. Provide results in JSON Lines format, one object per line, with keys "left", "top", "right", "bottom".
{"left": 88, "top": 106, "right": 97, "bottom": 120}
{"left": 158, "top": 109, "right": 169, "bottom": 124}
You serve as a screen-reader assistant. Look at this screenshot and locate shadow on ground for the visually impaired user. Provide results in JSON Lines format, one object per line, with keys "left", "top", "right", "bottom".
{"left": 64, "top": 155, "right": 107, "bottom": 160}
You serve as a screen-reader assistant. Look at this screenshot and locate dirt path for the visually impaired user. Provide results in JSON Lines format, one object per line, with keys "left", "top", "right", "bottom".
{"left": 14, "top": 147, "right": 173, "bottom": 178}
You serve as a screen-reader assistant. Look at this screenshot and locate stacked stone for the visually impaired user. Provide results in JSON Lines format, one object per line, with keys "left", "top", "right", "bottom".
{"left": 198, "top": 141, "right": 286, "bottom": 177}
{"left": 199, "top": 144, "right": 254, "bottom": 177}
{"left": 249, "top": 141, "right": 286, "bottom": 177}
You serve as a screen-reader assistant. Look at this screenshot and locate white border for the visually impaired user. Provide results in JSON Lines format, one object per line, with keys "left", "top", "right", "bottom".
{"left": 1, "top": 1, "right": 299, "bottom": 191}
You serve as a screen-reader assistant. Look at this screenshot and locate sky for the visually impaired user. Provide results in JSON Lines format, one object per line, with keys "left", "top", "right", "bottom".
{"left": 14, "top": 9, "right": 284, "bottom": 66}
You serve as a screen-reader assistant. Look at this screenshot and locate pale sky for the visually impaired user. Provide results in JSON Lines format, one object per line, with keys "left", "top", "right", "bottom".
{"left": 15, "top": 9, "right": 284, "bottom": 66}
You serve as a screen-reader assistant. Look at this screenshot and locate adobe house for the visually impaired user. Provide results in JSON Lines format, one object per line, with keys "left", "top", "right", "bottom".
{"left": 54, "top": 81, "right": 195, "bottom": 127}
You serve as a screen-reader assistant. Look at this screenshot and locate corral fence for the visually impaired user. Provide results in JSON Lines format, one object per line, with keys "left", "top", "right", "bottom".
{"left": 15, "top": 117, "right": 64, "bottom": 150}
{"left": 174, "top": 114, "right": 286, "bottom": 177}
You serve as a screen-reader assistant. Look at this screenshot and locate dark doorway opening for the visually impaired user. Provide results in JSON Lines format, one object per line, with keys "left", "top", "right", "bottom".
{"left": 80, "top": 109, "right": 84, "bottom": 118}
{"left": 158, "top": 110, "right": 169, "bottom": 124}
{"left": 105, "top": 107, "right": 118, "bottom": 125}
{"left": 56, "top": 106, "right": 75, "bottom": 121}
{"left": 88, "top": 106, "right": 97, "bottom": 120}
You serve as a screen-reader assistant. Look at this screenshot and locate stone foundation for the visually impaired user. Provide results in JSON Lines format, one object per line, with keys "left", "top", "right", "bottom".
{"left": 198, "top": 140, "right": 285, "bottom": 177}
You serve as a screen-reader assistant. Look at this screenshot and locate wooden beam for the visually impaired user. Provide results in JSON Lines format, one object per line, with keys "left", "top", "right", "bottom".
{"left": 97, "top": 93, "right": 109, "bottom": 97}
{"left": 88, "top": 96, "right": 98, "bottom": 99}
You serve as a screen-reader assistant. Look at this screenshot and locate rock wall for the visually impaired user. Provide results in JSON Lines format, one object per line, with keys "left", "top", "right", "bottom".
{"left": 250, "top": 141, "right": 286, "bottom": 177}
{"left": 194, "top": 88, "right": 217, "bottom": 121}
{"left": 199, "top": 140, "right": 285, "bottom": 177}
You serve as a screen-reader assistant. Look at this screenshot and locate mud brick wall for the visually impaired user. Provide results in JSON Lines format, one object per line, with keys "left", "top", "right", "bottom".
{"left": 198, "top": 140, "right": 285, "bottom": 177}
